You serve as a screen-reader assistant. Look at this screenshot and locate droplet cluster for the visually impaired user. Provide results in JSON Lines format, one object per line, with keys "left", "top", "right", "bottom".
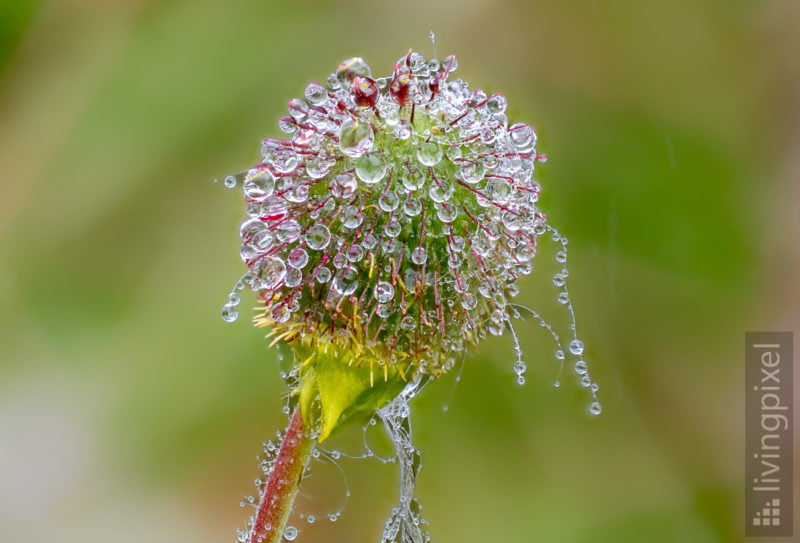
{"left": 224, "top": 51, "right": 548, "bottom": 375}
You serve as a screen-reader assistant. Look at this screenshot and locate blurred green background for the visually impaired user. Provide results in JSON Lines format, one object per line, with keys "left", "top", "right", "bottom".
{"left": 1, "top": 1, "right": 798, "bottom": 542}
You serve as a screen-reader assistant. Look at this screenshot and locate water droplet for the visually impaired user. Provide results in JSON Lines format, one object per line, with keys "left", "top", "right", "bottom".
{"left": 283, "top": 526, "right": 299, "bottom": 541}
{"left": 508, "top": 122, "right": 536, "bottom": 153}
{"left": 342, "top": 205, "right": 364, "bottom": 228}
{"left": 417, "top": 141, "right": 443, "bottom": 166}
{"left": 316, "top": 266, "right": 331, "bottom": 283}
{"left": 384, "top": 219, "right": 401, "bottom": 237}
{"left": 460, "top": 161, "right": 485, "bottom": 183}
{"left": 461, "top": 293, "right": 477, "bottom": 310}
{"left": 484, "top": 178, "right": 511, "bottom": 202}
{"left": 336, "top": 57, "right": 372, "bottom": 84}
{"left": 400, "top": 315, "right": 417, "bottom": 330}
{"left": 332, "top": 265, "right": 359, "bottom": 295}
{"left": 574, "top": 359, "right": 588, "bottom": 375}
{"left": 429, "top": 182, "right": 454, "bottom": 203}
{"left": 436, "top": 203, "right": 458, "bottom": 223}
{"left": 403, "top": 197, "right": 422, "bottom": 217}
{"left": 224, "top": 175, "right": 237, "bottom": 188}
{"left": 379, "top": 191, "right": 400, "bottom": 212}
{"left": 557, "top": 292, "right": 569, "bottom": 304}
{"left": 307, "top": 515, "right": 316, "bottom": 524}
{"left": 374, "top": 281, "right": 394, "bottom": 303}
{"left": 356, "top": 153, "right": 387, "bottom": 184}
{"left": 555, "top": 250, "right": 567, "bottom": 263}
{"left": 284, "top": 266, "right": 302, "bottom": 287}
{"left": 332, "top": 252, "right": 347, "bottom": 269}
{"left": 569, "top": 339, "right": 584, "bottom": 356}
{"left": 305, "top": 82, "right": 327, "bottom": 105}
{"left": 411, "top": 246, "right": 428, "bottom": 265}
{"left": 243, "top": 170, "right": 275, "bottom": 201}
{"left": 401, "top": 172, "right": 424, "bottom": 191}
{"left": 362, "top": 233, "right": 378, "bottom": 249}
{"left": 346, "top": 244, "right": 364, "bottom": 262}
{"left": 288, "top": 248, "right": 309, "bottom": 269}
{"left": 305, "top": 224, "right": 331, "bottom": 251}
{"left": 287, "top": 98, "right": 307, "bottom": 120}
{"left": 330, "top": 172, "right": 358, "bottom": 200}
{"left": 486, "top": 94, "right": 507, "bottom": 115}
{"left": 502, "top": 210, "right": 523, "bottom": 231}
{"left": 272, "top": 303, "right": 291, "bottom": 323}
{"left": 221, "top": 304, "right": 238, "bottom": 322}
{"left": 338, "top": 117, "right": 374, "bottom": 158}
{"left": 306, "top": 154, "right": 334, "bottom": 179}
{"left": 394, "top": 120, "right": 412, "bottom": 140}
{"left": 270, "top": 148, "right": 298, "bottom": 173}
{"left": 257, "top": 257, "right": 287, "bottom": 289}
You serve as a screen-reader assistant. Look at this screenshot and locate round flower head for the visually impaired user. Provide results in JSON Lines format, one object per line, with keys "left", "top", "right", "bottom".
{"left": 225, "top": 51, "right": 546, "bottom": 384}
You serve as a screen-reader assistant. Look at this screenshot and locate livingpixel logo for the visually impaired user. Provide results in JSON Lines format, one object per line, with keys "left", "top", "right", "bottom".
{"left": 745, "top": 332, "right": 793, "bottom": 537}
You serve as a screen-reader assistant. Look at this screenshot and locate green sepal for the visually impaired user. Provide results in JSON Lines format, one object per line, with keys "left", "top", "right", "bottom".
{"left": 294, "top": 348, "right": 408, "bottom": 442}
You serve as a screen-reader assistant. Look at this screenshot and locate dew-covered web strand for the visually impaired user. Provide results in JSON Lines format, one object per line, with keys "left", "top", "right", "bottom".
{"left": 376, "top": 376, "right": 432, "bottom": 543}
{"left": 440, "top": 354, "right": 466, "bottom": 413}
{"left": 506, "top": 224, "right": 602, "bottom": 415}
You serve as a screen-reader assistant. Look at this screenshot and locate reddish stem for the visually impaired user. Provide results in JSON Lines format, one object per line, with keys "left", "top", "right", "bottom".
{"left": 249, "top": 408, "right": 316, "bottom": 543}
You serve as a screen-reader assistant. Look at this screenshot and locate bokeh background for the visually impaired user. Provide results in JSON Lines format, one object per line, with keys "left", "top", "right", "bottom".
{"left": 1, "top": 1, "right": 799, "bottom": 542}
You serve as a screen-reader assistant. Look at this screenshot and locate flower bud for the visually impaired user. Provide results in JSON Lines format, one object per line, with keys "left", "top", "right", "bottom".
{"left": 227, "top": 51, "right": 547, "bottom": 394}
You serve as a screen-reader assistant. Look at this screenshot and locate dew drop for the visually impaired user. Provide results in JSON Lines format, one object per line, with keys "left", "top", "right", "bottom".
{"left": 284, "top": 266, "right": 302, "bottom": 287}
{"left": 374, "top": 281, "right": 394, "bottom": 303}
{"left": 400, "top": 315, "right": 417, "bottom": 330}
{"left": 288, "top": 248, "right": 309, "bottom": 269}
{"left": 283, "top": 526, "right": 299, "bottom": 541}
{"left": 305, "top": 82, "right": 328, "bottom": 105}
{"left": 569, "top": 339, "right": 584, "bottom": 356}
{"left": 338, "top": 117, "right": 374, "bottom": 158}
{"left": 221, "top": 304, "right": 239, "bottom": 323}
{"left": 316, "top": 266, "right": 332, "bottom": 283}
{"left": 589, "top": 401, "right": 602, "bottom": 415}
{"left": 429, "top": 182, "right": 454, "bottom": 203}
{"left": 417, "top": 141, "right": 443, "bottom": 166}
{"left": 484, "top": 178, "right": 511, "bottom": 202}
{"left": 460, "top": 161, "right": 485, "bottom": 184}
{"left": 330, "top": 172, "right": 358, "bottom": 200}
{"left": 411, "top": 246, "right": 428, "bottom": 265}
{"left": 403, "top": 197, "right": 422, "bottom": 217}
{"left": 243, "top": 170, "right": 275, "bottom": 201}
{"left": 486, "top": 94, "right": 507, "bottom": 115}
{"left": 379, "top": 191, "right": 400, "bottom": 212}
{"left": 436, "top": 203, "right": 458, "bottom": 223}
{"left": 224, "top": 175, "right": 237, "bottom": 189}
{"left": 356, "top": 153, "right": 387, "bottom": 184}
{"left": 384, "top": 219, "right": 401, "bottom": 237}
{"left": 332, "top": 265, "right": 359, "bottom": 295}
{"left": 508, "top": 122, "right": 536, "bottom": 153}
{"left": 461, "top": 293, "right": 477, "bottom": 310}
{"left": 342, "top": 206, "right": 363, "bottom": 228}
{"left": 258, "top": 257, "right": 287, "bottom": 290}
{"left": 305, "top": 224, "right": 331, "bottom": 251}
{"left": 346, "top": 244, "right": 364, "bottom": 262}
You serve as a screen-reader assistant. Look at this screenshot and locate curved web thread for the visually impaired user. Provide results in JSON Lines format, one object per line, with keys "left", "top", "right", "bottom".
{"left": 377, "top": 376, "right": 432, "bottom": 543}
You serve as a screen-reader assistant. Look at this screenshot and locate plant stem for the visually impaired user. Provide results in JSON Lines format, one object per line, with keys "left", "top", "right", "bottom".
{"left": 249, "top": 408, "right": 315, "bottom": 543}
